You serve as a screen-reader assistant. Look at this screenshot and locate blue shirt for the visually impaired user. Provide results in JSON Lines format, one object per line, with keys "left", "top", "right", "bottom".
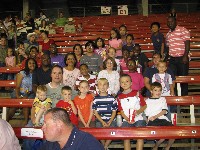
{"left": 151, "top": 32, "right": 166, "bottom": 54}
{"left": 39, "top": 127, "right": 104, "bottom": 150}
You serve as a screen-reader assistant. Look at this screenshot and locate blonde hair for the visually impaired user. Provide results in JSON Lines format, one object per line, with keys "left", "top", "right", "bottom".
{"left": 36, "top": 85, "right": 47, "bottom": 93}
{"left": 157, "top": 60, "right": 167, "bottom": 67}
{"left": 97, "top": 78, "right": 109, "bottom": 86}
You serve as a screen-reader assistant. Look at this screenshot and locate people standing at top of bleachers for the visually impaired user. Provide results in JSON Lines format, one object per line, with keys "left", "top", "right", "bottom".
{"left": 126, "top": 59, "right": 144, "bottom": 91}
{"left": 32, "top": 53, "right": 52, "bottom": 94}
{"left": 94, "top": 37, "right": 107, "bottom": 61}
{"left": 119, "top": 24, "right": 128, "bottom": 46}
{"left": 73, "top": 43, "right": 83, "bottom": 68}
{"left": 109, "top": 27, "right": 122, "bottom": 58}
{"left": 145, "top": 82, "right": 175, "bottom": 150}
{"left": 24, "top": 32, "right": 39, "bottom": 55}
{"left": 122, "top": 34, "right": 135, "bottom": 54}
{"left": 49, "top": 43, "right": 65, "bottom": 67}
{"left": 98, "top": 57, "right": 120, "bottom": 97}
{"left": 63, "top": 52, "right": 80, "bottom": 99}
{"left": 150, "top": 22, "right": 166, "bottom": 59}
{"left": 8, "top": 58, "right": 38, "bottom": 126}
{"left": 80, "top": 40, "right": 103, "bottom": 75}
{"left": 119, "top": 49, "right": 130, "bottom": 74}
{"left": 166, "top": 16, "right": 190, "bottom": 96}
{"left": 39, "top": 30, "right": 55, "bottom": 55}
{"left": 169, "top": 8, "right": 177, "bottom": 18}
{"left": 55, "top": 11, "right": 66, "bottom": 27}
{"left": 64, "top": 18, "right": 76, "bottom": 33}
{"left": 131, "top": 44, "right": 149, "bottom": 74}
{"left": 143, "top": 53, "right": 175, "bottom": 97}
{"left": 25, "top": 13, "right": 35, "bottom": 33}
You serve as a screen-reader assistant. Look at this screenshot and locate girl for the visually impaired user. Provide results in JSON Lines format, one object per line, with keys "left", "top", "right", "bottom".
{"left": 39, "top": 20, "right": 49, "bottom": 32}
{"left": 122, "top": 34, "right": 135, "bottom": 54}
{"left": 109, "top": 27, "right": 122, "bottom": 58}
{"left": 98, "top": 57, "right": 120, "bottom": 97}
{"left": 5, "top": 47, "right": 16, "bottom": 81}
{"left": 63, "top": 53, "right": 80, "bottom": 99}
{"left": 94, "top": 37, "right": 107, "bottom": 61}
{"left": 73, "top": 44, "right": 83, "bottom": 68}
{"left": 126, "top": 59, "right": 144, "bottom": 91}
{"left": 107, "top": 47, "right": 120, "bottom": 73}
{"left": 119, "top": 49, "right": 130, "bottom": 74}
{"left": 74, "top": 80, "right": 94, "bottom": 127}
{"left": 17, "top": 42, "right": 28, "bottom": 65}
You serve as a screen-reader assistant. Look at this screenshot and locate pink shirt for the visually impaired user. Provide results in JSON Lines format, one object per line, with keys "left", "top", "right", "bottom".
{"left": 166, "top": 26, "right": 190, "bottom": 57}
{"left": 5, "top": 56, "right": 15, "bottom": 67}
{"left": 127, "top": 72, "right": 144, "bottom": 91}
{"left": 109, "top": 38, "right": 122, "bottom": 57}
{"left": 119, "top": 59, "right": 128, "bottom": 73}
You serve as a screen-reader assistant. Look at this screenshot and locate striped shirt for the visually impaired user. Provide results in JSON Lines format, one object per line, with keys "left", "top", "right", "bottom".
{"left": 166, "top": 26, "right": 190, "bottom": 57}
{"left": 92, "top": 94, "right": 117, "bottom": 122}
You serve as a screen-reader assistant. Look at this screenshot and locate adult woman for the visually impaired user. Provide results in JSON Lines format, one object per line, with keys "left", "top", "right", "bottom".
{"left": 73, "top": 44, "right": 83, "bottom": 68}
{"left": 97, "top": 57, "right": 120, "bottom": 97}
{"left": 8, "top": 58, "right": 38, "bottom": 126}
{"left": 63, "top": 53, "right": 80, "bottom": 99}
{"left": 39, "top": 30, "right": 54, "bottom": 54}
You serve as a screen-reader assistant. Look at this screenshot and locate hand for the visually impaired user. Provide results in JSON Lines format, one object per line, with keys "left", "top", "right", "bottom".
{"left": 102, "top": 121, "right": 107, "bottom": 127}
{"left": 107, "top": 120, "right": 112, "bottom": 127}
{"left": 68, "top": 100, "right": 73, "bottom": 105}
{"left": 148, "top": 116, "right": 156, "bottom": 121}
{"left": 182, "top": 55, "right": 188, "bottom": 64}
{"left": 128, "top": 120, "right": 135, "bottom": 124}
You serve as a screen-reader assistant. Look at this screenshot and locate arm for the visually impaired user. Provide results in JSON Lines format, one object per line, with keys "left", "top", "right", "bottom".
{"left": 15, "top": 73, "right": 23, "bottom": 98}
{"left": 144, "top": 77, "right": 151, "bottom": 91}
{"left": 107, "top": 110, "right": 116, "bottom": 126}
{"left": 77, "top": 106, "right": 87, "bottom": 127}
{"left": 69, "top": 100, "right": 77, "bottom": 115}
{"left": 86, "top": 102, "right": 94, "bottom": 127}
{"left": 116, "top": 41, "right": 122, "bottom": 50}
{"left": 31, "top": 106, "right": 36, "bottom": 124}
{"left": 93, "top": 110, "right": 107, "bottom": 127}
{"left": 136, "top": 105, "right": 147, "bottom": 115}
{"left": 182, "top": 40, "right": 190, "bottom": 64}
{"left": 170, "top": 84, "right": 175, "bottom": 96}
{"left": 149, "top": 110, "right": 167, "bottom": 121}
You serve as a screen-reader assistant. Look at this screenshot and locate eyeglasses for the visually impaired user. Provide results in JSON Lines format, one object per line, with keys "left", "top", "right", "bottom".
{"left": 106, "top": 62, "right": 113, "bottom": 64}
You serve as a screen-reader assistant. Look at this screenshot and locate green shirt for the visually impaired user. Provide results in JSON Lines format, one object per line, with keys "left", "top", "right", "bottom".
{"left": 56, "top": 18, "right": 67, "bottom": 27}
{"left": 0, "top": 46, "right": 7, "bottom": 63}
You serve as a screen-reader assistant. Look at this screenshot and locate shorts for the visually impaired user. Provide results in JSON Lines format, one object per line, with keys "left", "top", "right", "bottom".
{"left": 121, "top": 120, "right": 146, "bottom": 127}
{"left": 95, "top": 120, "right": 117, "bottom": 127}
{"left": 147, "top": 119, "right": 173, "bottom": 126}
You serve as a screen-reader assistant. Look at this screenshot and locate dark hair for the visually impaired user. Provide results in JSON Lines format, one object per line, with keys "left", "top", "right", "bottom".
{"left": 61, "top": 85, "right": 72, "bottom": 92}
{"left": 30, "top": 46, "right": 39, "bottom": 53}
{"left": 150, "top": 22, "right": 160, "bottom": 29}
{"left": 45, "top": 108, "right": 72, "bottom": 126}
{"left": 126, "top": 34, "right": 134, "bottom": 40}
{"left": 7, "top": 47, "right": 16, "bottom": 57}
{"left": 40, "top": 30, "right": 49, "bottom": 36}
{"left": 73, "top": 44, "right": 83, "bottom": 55}
{"left": 150, "top": 82, "right": 162, "bottom": 91}
{"left": 64, "top": 52, "right": 77, "bottom": 67}
{"left": 80, "top": 63, "right": 88, "bottom": 69}
{"left": 51, "top": 64, "right": 63, "bottom": 74}
{"left": 103, "top": 57, "right": 117, "bottom": 71}
{"left": 152, "top": 53, "right": 162, "bottom": 58}
{"left": 85, "top": 40, "right": 95, "bottom": 48}
{"left": 119, "top": 24, "right": 127, "bottom": 31}
{"left": 24, "top": 58, "right": 38, "bottom": 75}
{"left": 168, "top": 16, "right": 176, "bottom": 21}
{"left": 110, "top": 27, "right": 121, "bottom": 40}
{"left": 95, "top": 37, "right": 105, "bottom": 48}
{"left": 120, "top": 74, "right": 132, "bottom": 82}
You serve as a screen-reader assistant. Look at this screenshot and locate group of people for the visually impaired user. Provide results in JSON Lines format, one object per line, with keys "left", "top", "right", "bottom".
{"left": 0, "top": 13, "right": 190, "bottom": 150}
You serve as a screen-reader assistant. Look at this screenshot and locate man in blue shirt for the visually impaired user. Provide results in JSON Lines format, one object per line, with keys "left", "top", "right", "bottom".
{"left": 39, "top": 108, "right": 104, "bottom": 150}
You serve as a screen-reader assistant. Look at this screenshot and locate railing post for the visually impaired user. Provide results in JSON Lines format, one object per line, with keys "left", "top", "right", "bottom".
{"left": 2, "top": 107, "right": 7, "bottom": 120}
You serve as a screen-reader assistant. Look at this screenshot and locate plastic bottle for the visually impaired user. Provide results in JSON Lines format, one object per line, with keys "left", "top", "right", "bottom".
{"left": 116, "top": 112, "right": 122, "bottom": 127}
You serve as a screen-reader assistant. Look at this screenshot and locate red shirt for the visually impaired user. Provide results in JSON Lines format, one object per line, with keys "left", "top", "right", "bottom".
{"left": 39, "top": 39, "right": 54, "bottom": 52}
{"left": 56, "top": 100, "right": 78, "bottom": 126}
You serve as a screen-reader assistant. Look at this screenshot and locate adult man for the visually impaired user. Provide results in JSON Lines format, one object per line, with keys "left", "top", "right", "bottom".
{"left": 49, "top": 43, "right": 65, "bottom": 67}
{"left": 40, "top": 108, "right": 104, "bottom": 150}
{"left": 0, "top": 119, "right": 21, "bottom": 150}
{"left": 144, "top": 53, "right": 175, "bottom": 97}
{"left": 46, "top": 65, "right": 64, "bottom": 107}
{"left": 166, "top": 16, "right": 190, "bottom": 96}
{"left": 80, "top": 40, "right": 103, "bottom": 75}
{"left": 32, "top": 53, "right": 52, "bottom": 94}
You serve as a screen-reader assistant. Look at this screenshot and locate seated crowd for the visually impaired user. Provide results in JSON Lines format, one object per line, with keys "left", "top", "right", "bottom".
{"left": 0, "top": 12, "right": 191, "bottom": 150}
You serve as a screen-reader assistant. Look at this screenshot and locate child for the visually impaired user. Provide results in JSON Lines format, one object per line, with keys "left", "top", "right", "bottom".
{"left": 92, "top": 78, "right": 117, "bottom": 150}
{"left": 76, "top": 64, "right": 97, "bottom": 94}
{"left": 94, "top": 37, "right": 107, "bottom": 61}
{"left": 48, "top": 23, "right": 56, "bottom": 34}
{"left": 119, "top": 49, "right": 130, "bottom": 74}
{"left": 145, "top": 82, "right": 175, "bottom": 150}
{"left": 56, "top": 86, "right": 78, "bottom": 126}
{"left": 117, "top": 74, "right": 146, "bottom": 150}
{"left": 98, "top": 57, "right": 120, "bottom": 97}
{"left": 126, "top": 59, "right": 144, "bottom": 91}
{"left": 119, "top": 24, "right": 127, "bottom": 46}
{"left": 131, "top": 44, "right": 149, "bottom": 74}
{"left": 122, "top": 34, "right": 135, "bottom": 53}
{"left": 152, "top": 61, "right": 174, "bottom": 96}
{"left": 31, "top": 85, "right": 52, "bottom": 126}
{"left": 5, "top": 47, "right": 16, "bottom": 81}
{"left": 17, "top": 42, "right": 28, "bottom": 65}
{"left": 74, "top": 80, "right": 94, "bottom": 127}
{"left": 109, "top": 27, "right": 122, "bottom": 58}
{"left": 150, "top": 22, "right": 166, "bottom": 58}
{"left": 76, "top": 23, "right": 83, "bottom": 33}
{"left": 107, "top": 47, "right": 120, "bottom": 73}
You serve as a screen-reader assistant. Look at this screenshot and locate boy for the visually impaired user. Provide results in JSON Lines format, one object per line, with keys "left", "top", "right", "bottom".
{"left": 152, "top": 61, "right": 174, "bottom": 96}
{"left": 92, "top": 78, "right": 117, "bottom": 150}
{"left": 145, "top": 82, "right": 175, "bottom": 150}
{"left": 31, "top": 85, "right": 52, "bottom": 126}
{"left": 122, "top": 34, "right": 135, "bottom": 53}
{"left": 117, "top": 74, "right": 146, "bottom": 150}
{"left": 56, "top": 86, "right": 78, "bottom": 126}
